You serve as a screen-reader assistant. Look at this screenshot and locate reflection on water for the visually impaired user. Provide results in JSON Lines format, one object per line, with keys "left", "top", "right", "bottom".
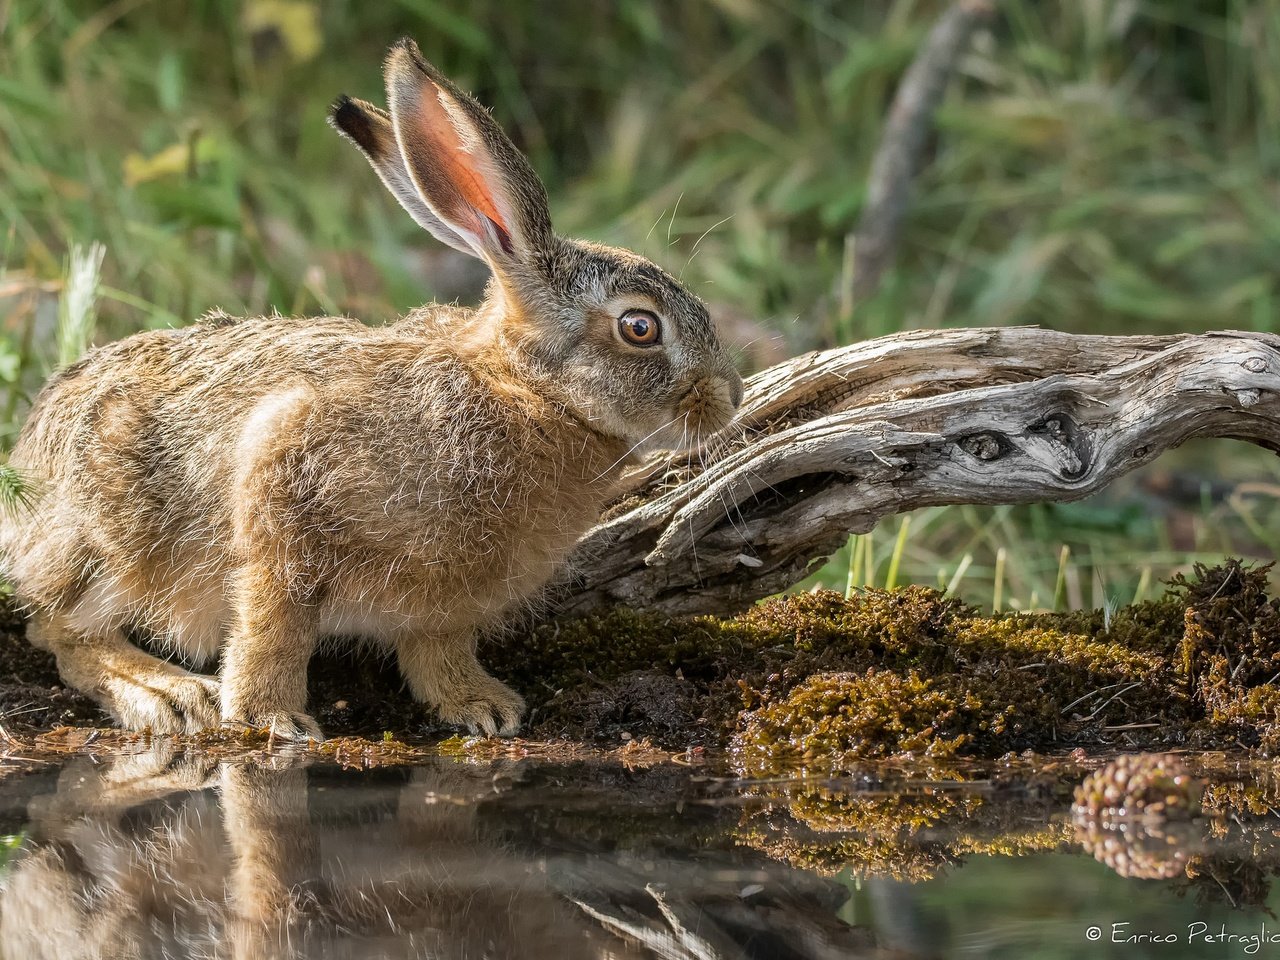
{"left": 0, "top": 749, "right": 1276, "bottom": 959}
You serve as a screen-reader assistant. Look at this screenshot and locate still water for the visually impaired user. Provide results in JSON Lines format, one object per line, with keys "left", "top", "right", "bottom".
{"left": 0, "top": 746, "right": 1275, "bottom": 959}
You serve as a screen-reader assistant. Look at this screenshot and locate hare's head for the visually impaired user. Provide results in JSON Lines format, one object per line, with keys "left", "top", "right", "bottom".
{"left": 331, "top": 39, "right": 742, "bottom": 452}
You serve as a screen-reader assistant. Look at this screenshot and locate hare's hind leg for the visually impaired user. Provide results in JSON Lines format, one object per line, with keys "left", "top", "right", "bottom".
{"left": 28, "top": 612, "right": 220, "bottom": 734}
{"left": 395, "top": 633, "right": 525, "bottom": 737}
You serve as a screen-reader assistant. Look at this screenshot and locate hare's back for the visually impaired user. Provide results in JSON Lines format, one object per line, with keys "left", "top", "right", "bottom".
{"left": 14, "top": 313, "right": 389, "bottom": 475}
{"left": 0, "top": 314, "right": 417, "bottom": 609}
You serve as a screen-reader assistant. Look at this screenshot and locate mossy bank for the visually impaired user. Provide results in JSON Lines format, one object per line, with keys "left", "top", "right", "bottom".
{"left": 488, "top": 559, "right": 1280, "bottom": 771}
{"left": 2, "top": 560, "right": 1279, "bottom": 770}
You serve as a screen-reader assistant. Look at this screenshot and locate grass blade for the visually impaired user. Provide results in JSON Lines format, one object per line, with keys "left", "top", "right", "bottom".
{"left": 885, "top": 515, "right": 912, "bottom": 591}
{"left": 944, "top": 553, "right": 973, "bottom": 597}
{"left": 56, "top": 242, "right": 105, "bottom": 369}
{"left": 1053, "top": 544, "right": 1071, "bottom": 611}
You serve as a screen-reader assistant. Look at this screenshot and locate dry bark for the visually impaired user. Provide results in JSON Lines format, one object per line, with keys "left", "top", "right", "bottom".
{"left": 550, "top": 327, "right": 1280, "bottom": 618}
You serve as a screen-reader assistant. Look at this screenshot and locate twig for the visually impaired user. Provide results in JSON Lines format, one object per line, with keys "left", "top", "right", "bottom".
{"left": 848, "top": 0, "right": 994, "bottom": 306}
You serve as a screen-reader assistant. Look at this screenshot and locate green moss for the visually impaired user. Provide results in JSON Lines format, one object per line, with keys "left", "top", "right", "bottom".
{"left": 490, "top": 561, "right": 1280, "bottom": 766}
{"left": 948, "top": 618, "right": 1183, "bottom": 734}
{"left": 1205, "top": 686, "right": 1280, "bottom": 754}
{"left": 488, "top": 607, "right": 746, "bottom": 693}
{"left": 1043, "top": 596, "right": 1189, "bottom": 656}
{"left": 734, "top": 669, "right": 992, "bottom": 771}
{"left": 958, "top": 617, "right": 1166, "bottom": 680}
{"left": 726, "top": 585, "right": 968, "bottom": 659}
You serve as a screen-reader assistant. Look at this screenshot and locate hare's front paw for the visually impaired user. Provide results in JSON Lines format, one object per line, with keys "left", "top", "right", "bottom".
{"left": 107, "top": 671, "right": 221, "bottom": 735}
{"left": 222, "top": 710, "right": 324, "bottom": 743}
{"left": 437, "top": 677, "right": 525, "bottom": 737}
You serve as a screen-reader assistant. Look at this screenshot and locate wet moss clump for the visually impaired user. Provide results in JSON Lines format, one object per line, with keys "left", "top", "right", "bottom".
{"left": 1173, "top": 560, "right": 1280, "bottom": 689}
{"left": 734, "top": 669, "right": 994, "bottom": 769}
{"left": 487, "top": 559, "right": 1280, "bottom": 769}
{"left": 1073, "top": 818, "right": 1202, "bottom": 880}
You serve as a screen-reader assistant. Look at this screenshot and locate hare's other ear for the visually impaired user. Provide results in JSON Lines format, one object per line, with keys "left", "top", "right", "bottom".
{"left": 329, "top": 96, "right": 476, "bottom": 257}
{"left": 383, "top": 38, "right": 554, "bottom": 271}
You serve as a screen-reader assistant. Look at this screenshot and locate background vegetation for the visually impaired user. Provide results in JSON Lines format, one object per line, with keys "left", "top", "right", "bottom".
{"left": 1, "top": 0, "right": 1278, "bottom": 610}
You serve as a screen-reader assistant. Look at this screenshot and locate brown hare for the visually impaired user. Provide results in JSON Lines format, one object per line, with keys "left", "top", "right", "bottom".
{"left": 0, "top": 39, "right": 742, "bottom": 740}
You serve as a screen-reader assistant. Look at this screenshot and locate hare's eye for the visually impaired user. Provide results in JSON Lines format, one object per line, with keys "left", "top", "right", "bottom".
{"left": 619, "top": 309, "right": 661, "bottom": 347}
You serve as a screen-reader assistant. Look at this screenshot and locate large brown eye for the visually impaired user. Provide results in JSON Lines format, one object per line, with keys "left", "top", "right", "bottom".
{"left": 618, "top": 309, "right": 661, "bottom": 346}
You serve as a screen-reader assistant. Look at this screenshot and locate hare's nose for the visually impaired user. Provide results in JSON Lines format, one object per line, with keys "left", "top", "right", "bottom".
{"left": 726, "top": 371, "right": 744, "bottom": 408}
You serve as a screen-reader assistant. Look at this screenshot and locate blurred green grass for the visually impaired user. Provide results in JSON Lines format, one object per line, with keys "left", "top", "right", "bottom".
{"left": 1, "top": 0, "right": 1278, "bottom": 608}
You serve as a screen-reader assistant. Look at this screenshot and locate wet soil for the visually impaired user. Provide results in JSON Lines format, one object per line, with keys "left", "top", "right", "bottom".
{"left": 1, "top": 561, "right": 1279, "bottom": 773}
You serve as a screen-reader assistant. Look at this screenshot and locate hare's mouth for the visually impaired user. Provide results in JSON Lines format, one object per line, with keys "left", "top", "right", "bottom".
{"left": 656, "top": 377, "right": 740, "bottom": 450}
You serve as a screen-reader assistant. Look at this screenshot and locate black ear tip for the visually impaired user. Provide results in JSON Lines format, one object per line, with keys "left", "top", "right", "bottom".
{"left": 329, "top": 96, "right": 379, "bottom": 154}
{"left": 329, "top": 95, "right": 359, "bottom": 131}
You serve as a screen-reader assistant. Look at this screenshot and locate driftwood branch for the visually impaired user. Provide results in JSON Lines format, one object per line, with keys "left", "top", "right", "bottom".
{"left": 550, "top": 328, "right": 1280, "bottom": 618}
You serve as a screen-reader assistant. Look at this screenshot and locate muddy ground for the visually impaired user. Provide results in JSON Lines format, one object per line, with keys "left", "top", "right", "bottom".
{"left": 1, "top": 560, "right": 1279, "bottom": 769}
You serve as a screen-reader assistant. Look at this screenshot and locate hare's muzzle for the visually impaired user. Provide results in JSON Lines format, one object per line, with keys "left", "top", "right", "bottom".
{"left": 677, "top": 372, "right": 742, "bottom": 442}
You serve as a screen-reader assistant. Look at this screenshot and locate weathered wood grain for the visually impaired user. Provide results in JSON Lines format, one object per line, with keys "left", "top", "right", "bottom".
{"left": 549, "top": 328, "right": 1280, "bottom": 618}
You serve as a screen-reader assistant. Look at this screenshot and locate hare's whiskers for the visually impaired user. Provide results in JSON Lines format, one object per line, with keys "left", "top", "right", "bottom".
{"left": 644, "top": 206, "right": 670, "bottom": 246}
{"left": 703, "top": 427, "right": 754, "bottom": 549}
{"left": 691, "top": 216, "right": 733, "bottom": 257}
{"left": 680, "top": 215, "right": 733, "bottom": 281}
{"left": 591, "top": 414, "right": 683, "bottom": 483}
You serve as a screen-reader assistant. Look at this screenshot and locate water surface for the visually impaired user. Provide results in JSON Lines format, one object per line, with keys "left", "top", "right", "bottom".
{"left": 0, "top": 747, "right": 1275, "bottom": 959}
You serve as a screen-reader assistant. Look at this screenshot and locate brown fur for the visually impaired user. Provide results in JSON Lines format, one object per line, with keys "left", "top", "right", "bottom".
{"left": 0, "top": 40, "right": 741, "bottom": 738}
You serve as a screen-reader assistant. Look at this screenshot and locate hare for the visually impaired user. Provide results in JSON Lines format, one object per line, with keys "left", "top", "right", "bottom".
{"left": 0, "top": 38, "right": 742, "bottom": 740}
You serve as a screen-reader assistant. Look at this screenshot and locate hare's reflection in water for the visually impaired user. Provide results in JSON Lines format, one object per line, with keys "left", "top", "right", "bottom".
{"left": 0, "top": 749, "right": 629, "bottom": 960}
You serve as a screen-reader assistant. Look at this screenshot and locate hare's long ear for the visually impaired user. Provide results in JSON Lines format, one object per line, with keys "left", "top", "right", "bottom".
{"left": 329, "top": 96, "right": 476, "bottom": 257}
{"left": 381, "top": 38, "right": 554, "bottom": 272}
